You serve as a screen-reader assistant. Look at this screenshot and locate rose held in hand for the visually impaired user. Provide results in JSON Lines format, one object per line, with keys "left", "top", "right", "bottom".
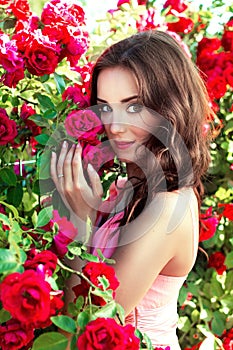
{"left": 0, "top": 270, "right": 51, "bottom": 326}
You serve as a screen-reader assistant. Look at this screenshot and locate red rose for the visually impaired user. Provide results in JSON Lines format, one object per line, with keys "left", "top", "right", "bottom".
{"left": 199, "top": 207, "right": 219, "bottom": 242}
{"left": 166, "top": 14, "right": 194, "bottom": 34}
{"left": 218, "top": 203, "right": 233, "bottom": 221}
{"left": 0, "top": 319, "right": 34, "bottom": 350}
{"left": 163, "top": 0, "right": 188, "bottom": 13}
{"left": 7, "top": 0, "right": 32, "bottom": 20}
{"left": 1, "top": 68, "right": 24, "bottom": 88}
{"left": 222, "top": 19, "right": 233, "bottom": 51}
{"left": 222, "top": 328, "right": 233, "bottom": 350}
{"left": 197, "top": 37, "right": 222, "bottom": 56}
{"left": 62, "top": 83, "right": 90, "bottom": 108}
{"left": 41, "top": 0, "right": 86, "bottom": 26}
{"left": 206, "top": 73, "right": 227, "bottom": 100}
{"left": 24, "top": 33, "right": 60, "bottom": 76}
{"left": 208, "top": 251, "right": 226, "bottom": 275}
{"left": 73, "top": 261, "right": 119, "bottom": 306}
{"left": 0, "top": 270, "right": 51, "bottom": 326}
{"left": 77, "top": 318, "right": 140, "bottom": 349}
{"left": 64, "top": 109, "right": 104, "bottom": 142}
{"left": 0, "top": 108, "right": 17, "bottom": 145}
{"left": 184, "top": 342, "right": 202, "bottom": 350}
{"left": 24, "top": 249, "right": 57, "bottom": 276}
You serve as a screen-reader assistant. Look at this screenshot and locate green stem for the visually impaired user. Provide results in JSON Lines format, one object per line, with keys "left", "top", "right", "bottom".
{"left": 57, "top": 259, "right": 96, "bottom": 289}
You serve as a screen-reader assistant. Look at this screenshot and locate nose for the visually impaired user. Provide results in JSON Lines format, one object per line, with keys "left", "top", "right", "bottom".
{"left": 109, "top": 110, "right": 127, "bottom": 135}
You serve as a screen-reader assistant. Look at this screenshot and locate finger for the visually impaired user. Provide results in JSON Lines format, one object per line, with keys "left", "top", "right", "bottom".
{"left": 87, "top": 163, "right": 103, "bottom": 199}
{"left": 72, "top": 143, "right": 85, "bottom": 186}
{"left": 57, "top": 141, "right": 68, "bottom": 177}
{"left": 63, "top": 143, "right": 76, "bottom": 186}
{"left": 50, "top": 151, "right": 58, "bottom": 185}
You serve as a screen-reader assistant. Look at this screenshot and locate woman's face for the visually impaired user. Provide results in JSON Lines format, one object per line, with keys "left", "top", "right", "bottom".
{"left": 97, "top": 67, "right": 158, "bottom": 163}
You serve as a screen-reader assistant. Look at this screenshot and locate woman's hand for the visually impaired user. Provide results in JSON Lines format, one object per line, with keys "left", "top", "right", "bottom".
{"left": 50, "top": 141, "right": 103, "bottom": 225}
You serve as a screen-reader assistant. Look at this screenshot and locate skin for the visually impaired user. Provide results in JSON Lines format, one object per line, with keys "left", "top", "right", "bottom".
{"left": 50, "top": 66, "right": 199, "bottom": 316}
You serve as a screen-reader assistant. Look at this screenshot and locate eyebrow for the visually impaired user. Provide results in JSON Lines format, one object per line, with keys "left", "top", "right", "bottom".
{"left": 96, "top": 95, "right": 139, "bottom": 103}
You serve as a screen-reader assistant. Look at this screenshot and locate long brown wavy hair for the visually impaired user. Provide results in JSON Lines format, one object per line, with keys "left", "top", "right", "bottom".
{"left": 90, "top": 30, "right": 214, "bottom": 225}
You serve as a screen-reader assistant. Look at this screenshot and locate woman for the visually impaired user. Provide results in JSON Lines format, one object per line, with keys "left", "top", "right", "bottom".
{"left": 51, "top": 30, "right": 213, "bottom": 349}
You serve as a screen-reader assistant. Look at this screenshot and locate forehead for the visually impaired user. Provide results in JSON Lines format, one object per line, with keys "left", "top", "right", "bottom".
{"left": 97, "top": 67, "right": 139, "bottom": 102}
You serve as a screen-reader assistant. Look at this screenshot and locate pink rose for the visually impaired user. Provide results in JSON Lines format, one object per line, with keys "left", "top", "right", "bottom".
{"left": 0, "top": 108, "right": 17, "bottom": 145}
{"left": 82, "top": 141, "right": 115, "bottom": 175}
{"left": 51, "top": 210, "right": 78, "bottom": 257}
{"left": 64, "top": 109, "right": 104, "bottom": 142}
{"left": 0, "top": 270, "right": 51, "bottom": 326}
{"left": 0, "top": 319, "right": 34, "bottom": 350}
{"left": 199, "top": 207, "right": 219, "bottom": 242}
{"left": 0, "top": 33, "right": 24, "bottom": 72}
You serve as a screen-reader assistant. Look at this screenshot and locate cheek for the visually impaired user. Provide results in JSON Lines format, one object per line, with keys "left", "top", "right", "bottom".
{"left": 131, "top": 127, "right": 150, "bottom": 141}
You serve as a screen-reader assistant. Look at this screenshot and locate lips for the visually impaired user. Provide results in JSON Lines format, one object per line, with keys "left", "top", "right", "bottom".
{"left": 114, "top": 140, "right": 135, "bottom": 150}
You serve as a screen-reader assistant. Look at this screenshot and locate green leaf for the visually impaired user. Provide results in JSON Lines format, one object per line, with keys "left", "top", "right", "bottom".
{"left": 43, "top": 109, "right": 57, "bottom": 119}
{"left": 80, "top": 252, "right": 99, "bottom": 262}
{"left": 225, "top": 251, "right": 233, "bottom": 269}
{"left": 51, "top": 315, "right": 77, "bottom": 334}
{"left": 54, "top": 73, "right": 66, "bottom": 94}
{"left": 94, "top": 301, "right": 117, "bottom": 318}
{"left": 98, "top": 275, "right": 110, "bottom": 290}
{"left": 35, "top": 93, "right": 55, "bottom": 111}
{"left": 70, "top": 335, "right": 78, "bottom": 350}
{"left": 36, "top": 206, "right": 53, "bottom": 227}
{"left": 0, "top": 168, "right": 17, "bottom": 186}
{"left": 77, "top": 311, "right": 90, "bottom": 329}
{"left": 210, "top": 278, "right": 224, "bottom": 298}
{"left": 0, "top": 201, "right": 19, "bottom": 219}
{"left": 40, "top": 74, "right": 50, "bottom": 83}
{"left": 0, "top": 308, "right": 11, "bottom": 323}
{"left": 35, "top": 133, "right": 50, "bottom": 145}
{"left": 7, "top": 184, "right": 23, "bottom": 207}
{"left": 177, "top": 316, "right": 191, "bottom": 332}
{"left": 211, "top": 311, "right": 226, "bottom": 336}
{"left": 31, "top": 332, "right": 68, "bottom": 350}
{"left": 0, "top": 248, "right": 18, "bottom": 274}
{"left": 225, "top": 270, "right": 233, "bottom": 291}
{"left": 37, "top": 149, "right": 52, "bottom": 179}
{"left": 28, "top": 114, "right": 50, "bottom": 127}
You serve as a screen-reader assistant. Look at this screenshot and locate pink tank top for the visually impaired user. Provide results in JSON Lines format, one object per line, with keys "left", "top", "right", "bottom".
{"left": 91, "top": 184, "right": 199, "bottom": 349}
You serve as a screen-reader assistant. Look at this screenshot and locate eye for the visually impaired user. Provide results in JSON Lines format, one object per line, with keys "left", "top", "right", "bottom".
{"left": 98, "top": 104, "right": 112, "bottom": 113}
{"left": 127, "top": 103, "right": 144, "bottom": 113}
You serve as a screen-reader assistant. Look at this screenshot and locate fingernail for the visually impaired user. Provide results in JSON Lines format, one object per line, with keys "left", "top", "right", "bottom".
{"left": 63, "top": 141, "right": 67, "bottom": 148}
{"left": 88, "top": 163, "right": 94, "bottom": 172}
{"left": 77, "top": 143, "right": 81, "bottom": 148}
{"left": 51, "top": 151, "right": 55, "bottom": 157}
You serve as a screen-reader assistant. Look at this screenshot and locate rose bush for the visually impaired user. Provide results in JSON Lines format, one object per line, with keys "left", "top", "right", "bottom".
{"left": 0, "top": 0, "right": 233, "bottom": 349}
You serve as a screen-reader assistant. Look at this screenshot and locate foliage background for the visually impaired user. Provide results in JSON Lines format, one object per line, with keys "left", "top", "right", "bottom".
{"left": 0, "top": 0, "right": 233, "bottom": 349}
